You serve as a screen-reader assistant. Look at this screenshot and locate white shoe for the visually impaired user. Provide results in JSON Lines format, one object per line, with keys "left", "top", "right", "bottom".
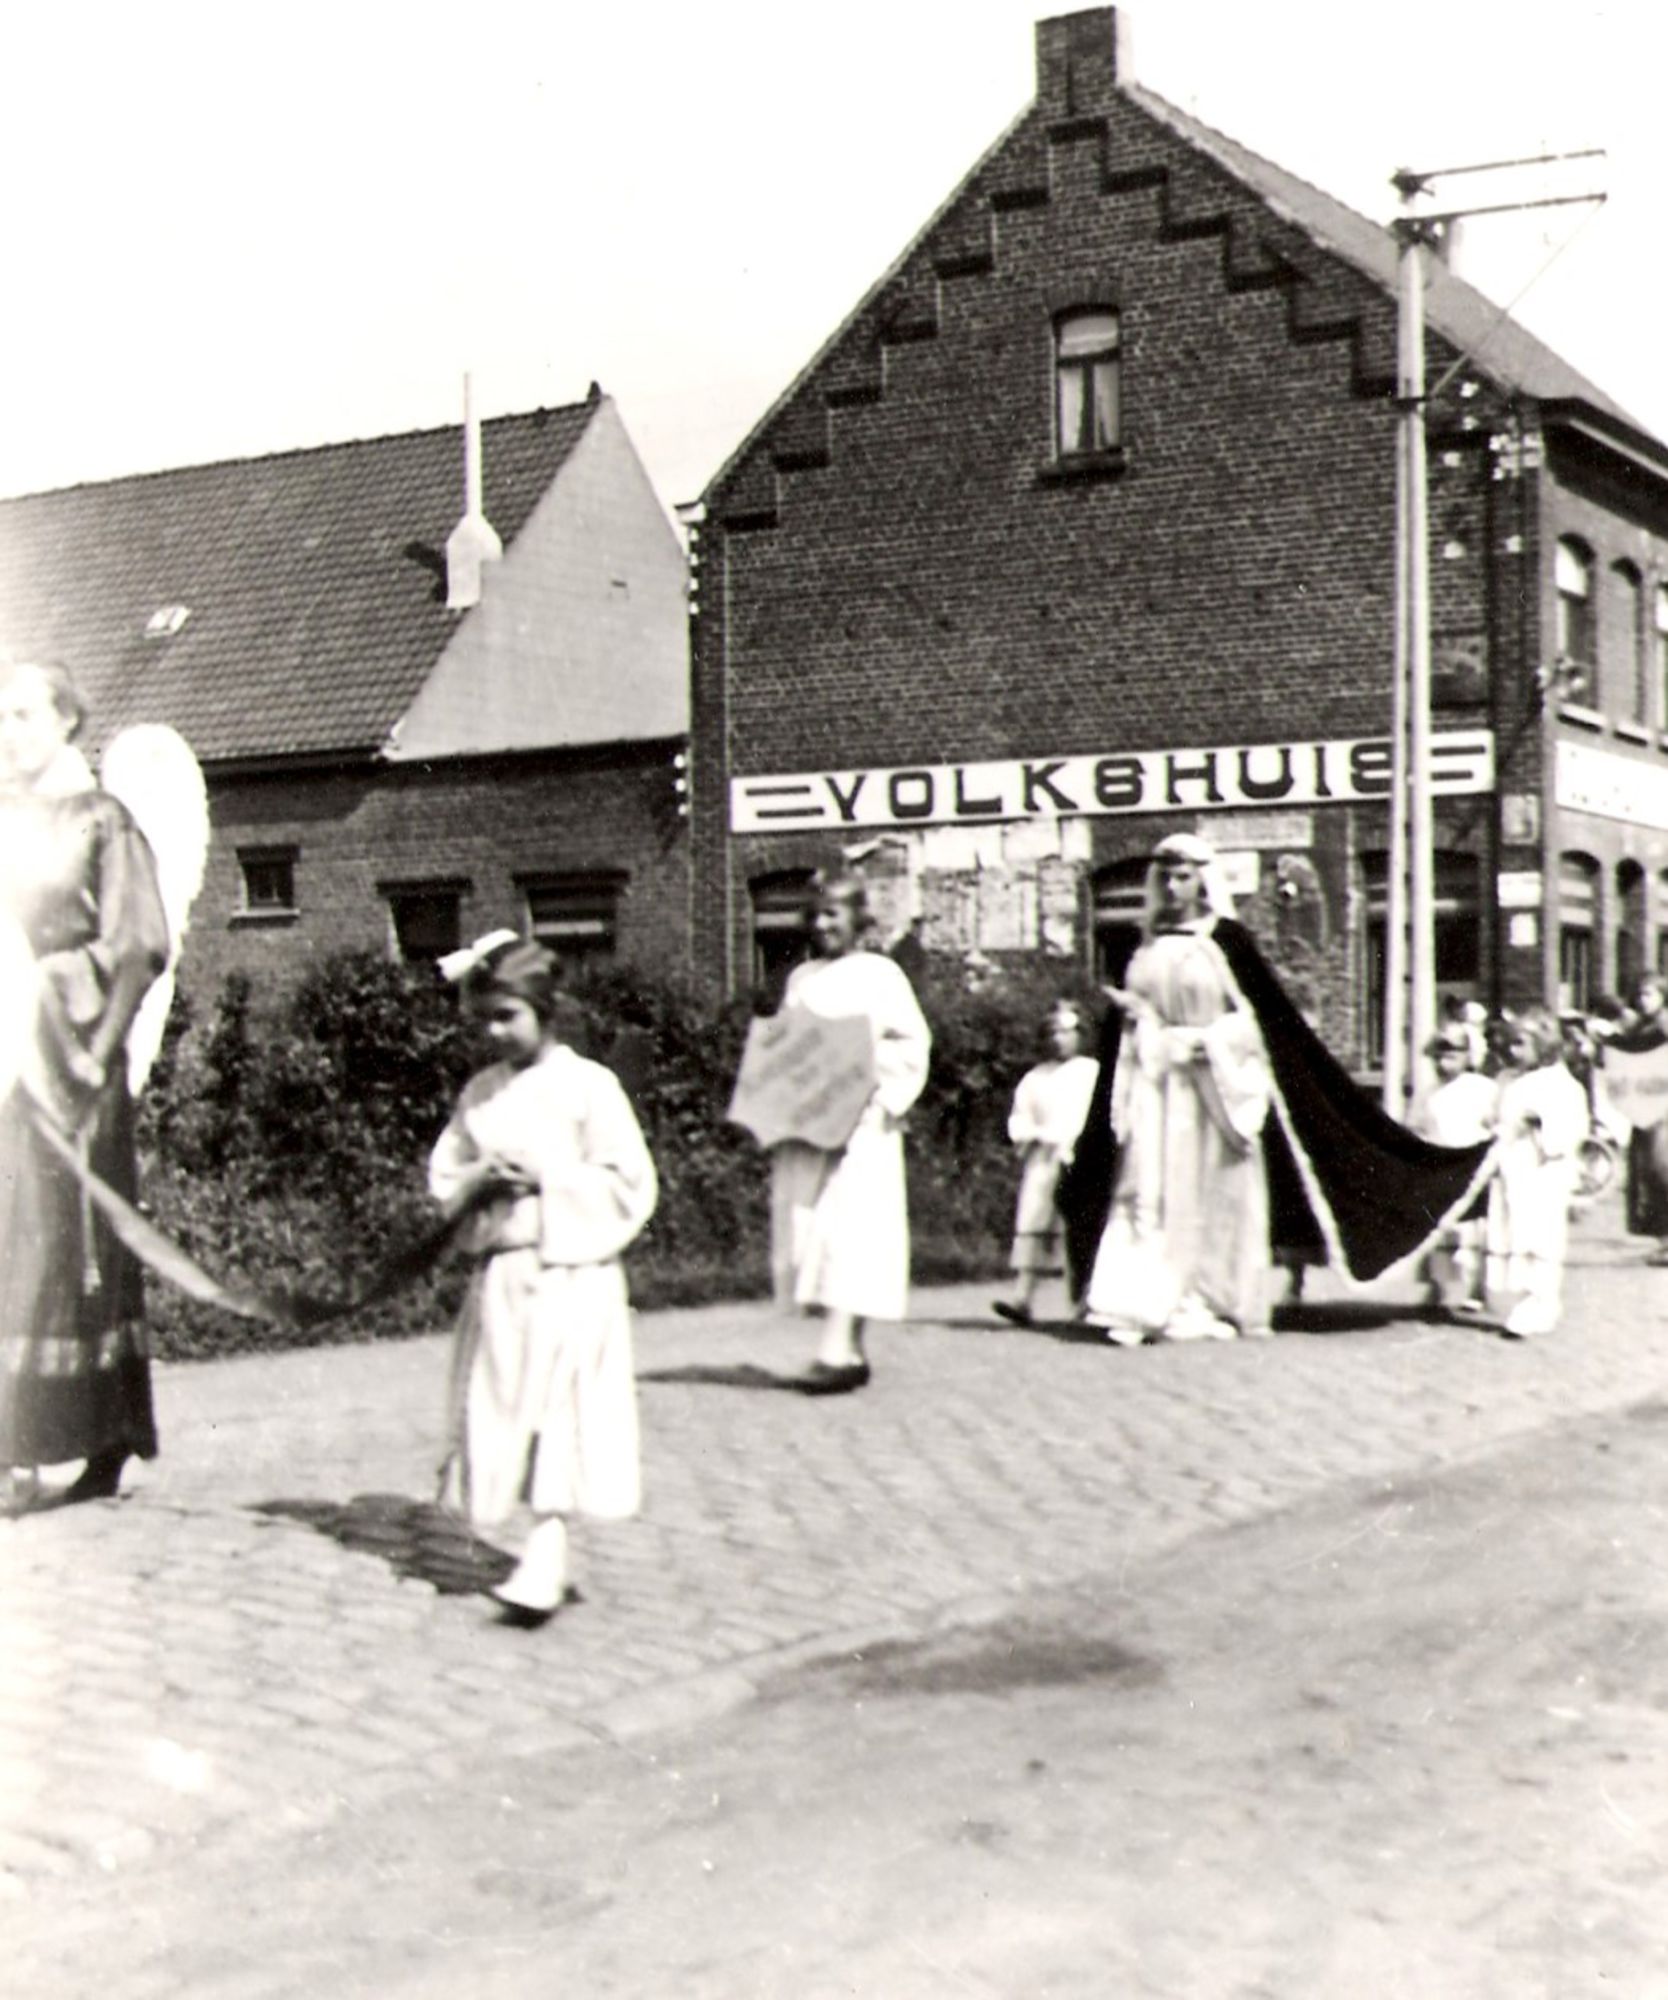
{"left": 492, "top": 1518, "right": 569, "bottom": 1618}
{"left": 1095, "top": 1321, "right": 1146, "bottom": 1348}
{"left": 1161, "top": 1299, "right": 1236, "bottom": 1342}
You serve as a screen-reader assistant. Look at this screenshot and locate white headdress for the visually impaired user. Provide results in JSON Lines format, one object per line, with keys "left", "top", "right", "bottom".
{"left": 436, "top": 929, "right": 521, "bottom": 986}
{"left": 1145, "top": 831, "right": 1236, "bottom": 929}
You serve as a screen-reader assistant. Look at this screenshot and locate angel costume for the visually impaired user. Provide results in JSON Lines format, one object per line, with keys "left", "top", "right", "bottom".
{"left": 1007, "top": 1052, "right": 1098, "bottom": 1278}
{"left": 1085, "top": 920, "right": 1274, "bottom": 1340}
{"left": 1060, "top": 848, "right": 1495, "bottom": 1333}
{"left": 429, "top": 1045, "right": 658, "bottom": 1527}
{"left": 769, "top": 950, "right": 931, "bottom": 1324}
{"left": 0, "top": 748, "right": 169, "bottom": 1471}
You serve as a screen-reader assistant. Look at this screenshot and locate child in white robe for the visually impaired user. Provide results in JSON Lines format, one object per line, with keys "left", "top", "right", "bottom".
{"left": 1485, "top": 1006, "right": 1588, "bottom": 1339}
{"left": 430, "top": 936, "right": 658, "bottom": 1622}
{"left": 994, "top": 1000, "right": 1098, "bottom": 1325}
{"left": 768, "top": 876, "right": 931, "bottom": 1391}
{"left": 1412, "top": 1025, "right": 1498, "bottom": 1316}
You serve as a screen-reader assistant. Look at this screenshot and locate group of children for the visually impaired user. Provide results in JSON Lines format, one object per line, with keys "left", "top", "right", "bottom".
{"left": 429, "top": 931, "right": 1612, "bottom": 1631}
{"left": 992, "top": 994, "right": 1595, "bottom": 1344}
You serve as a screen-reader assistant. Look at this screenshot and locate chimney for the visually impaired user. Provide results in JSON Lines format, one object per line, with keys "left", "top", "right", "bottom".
{"left": 446, "top": 372, "right": 503, "bottom": 611}
{"left": 1034, "top": 8, "right": 1122, "bottom": 119}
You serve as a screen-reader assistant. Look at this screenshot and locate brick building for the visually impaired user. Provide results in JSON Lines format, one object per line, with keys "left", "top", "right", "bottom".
{"left": 690, "top": 6, "right": 1668, "bottom": 1074}
{"left": 0, "top": 389, "right": 690, "bottom": 1003}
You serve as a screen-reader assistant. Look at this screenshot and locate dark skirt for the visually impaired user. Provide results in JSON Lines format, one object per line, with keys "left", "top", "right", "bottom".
{"left": 1626, "top": 1124, "right": 1668, "bottom": 1239}
{"left": 0, "top": 1085, "right": 157, "bottom": 1468}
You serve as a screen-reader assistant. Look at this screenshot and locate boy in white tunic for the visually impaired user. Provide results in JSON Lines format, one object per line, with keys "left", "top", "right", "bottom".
{"left": 430, "top": 936, "right": 658, "bottom": 1623}
{"left": 993, "top": 1000, "right": 1098, "bottom": 1325}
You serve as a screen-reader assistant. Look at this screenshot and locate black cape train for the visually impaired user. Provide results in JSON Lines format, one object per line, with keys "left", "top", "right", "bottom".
{"left": 1055, "top": 917, "right": 1497, "bottom": 1303}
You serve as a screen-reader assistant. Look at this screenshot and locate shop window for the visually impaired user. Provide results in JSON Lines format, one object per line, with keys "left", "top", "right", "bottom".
{"left": 1093, "top": 856, "right": 1149, "bottom": 984}
{"left": 383, "top": 879, "right": 467, "bottom": 965}
{"left": 1613, "top": 562, "right": 1646, "bottom": 725}
{"left": 1554, "top": 539, "right": 1595, "bottom": 698}
{"left": 750, "top": 870, "right": 816, "bottom": 1004}
{"left": 1558, "top": 851, "right": 1598, "bottom": 1013}
{"left": 236, "top": 846, "right": 297, "bottom": 918}
{"left": 521, "top": 874, "right": 624, "bottom": 971}
{"left": 1362, "top": 851, "right": 1482, "bottom": 1069}
{"left": 1054, "top": 310, "right": 1121, "bottom": 459}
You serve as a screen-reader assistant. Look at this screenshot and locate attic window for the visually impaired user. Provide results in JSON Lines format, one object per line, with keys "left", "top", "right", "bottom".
{"left": 146, "top": 604, "right": 191, "bottom": 638}
{"left": 1054, "top": 311, "right": 1121, "bottom": 458}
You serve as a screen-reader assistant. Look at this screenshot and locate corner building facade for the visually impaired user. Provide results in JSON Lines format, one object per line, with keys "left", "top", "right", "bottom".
{"left": 692, "top": 8, "right": 1668, "bottom": 1074}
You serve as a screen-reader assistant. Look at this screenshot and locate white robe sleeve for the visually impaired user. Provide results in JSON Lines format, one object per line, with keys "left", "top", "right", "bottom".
{"left": 1529, "top": 1068, "right": 1590, "bottom": 1161}
{"left": 870, "top": 960, "right": 932, "bottom": 1120}
{"left": 1008, "top": 1065, "right": 1048, "bottom": 1147}
{"left": 428, "top": 1083, "right": 484, "bottom": 1205}
{"left": 538, "top": 1066, "right": 660, "bottom": 1265}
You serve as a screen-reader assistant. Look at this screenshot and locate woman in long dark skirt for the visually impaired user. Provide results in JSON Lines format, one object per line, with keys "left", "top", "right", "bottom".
{"left": 0, "top": 656, "right": 169, "bottom": 1504}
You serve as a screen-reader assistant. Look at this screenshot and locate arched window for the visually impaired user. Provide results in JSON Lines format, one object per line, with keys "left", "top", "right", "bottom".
{"left": 1054, "top": 310, "right": 1121, "bottom": 459}
{"left": 1558, "top": 851, "right": 1599, "bottom": 1012}
{"left": 1617, "top": 858, "right": 1646, "bottom": 997}
{"left": 1657, "top": 868, "right": 1668, "bottom": 978}
{"left": 1092, "top": 855, "right": 1148, "bottom": 982}
{"left": 1655, "top": 584, "right": 1668, "bottom": 732}
{"left": 1555, "top": 539, "right": 1596, "bottom": 694}
{"left": 1613, "top": 561, "right": 1645, "bottom": 724}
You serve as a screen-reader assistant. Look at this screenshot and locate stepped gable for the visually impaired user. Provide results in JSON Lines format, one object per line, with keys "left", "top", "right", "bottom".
{"left": 707, "top": 37, "right": 1646, "bottom": 535}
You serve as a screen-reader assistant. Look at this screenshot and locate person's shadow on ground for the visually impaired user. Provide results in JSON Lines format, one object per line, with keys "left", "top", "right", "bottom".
{"left": 937, "top": 1300, "right": 1409, "bottom": 1342}
{"left": 250, "top": 1494, "right": 513, "bottom": 1596}
{"left": 636, "top": 1362, "right": 819, "bottom": 1390}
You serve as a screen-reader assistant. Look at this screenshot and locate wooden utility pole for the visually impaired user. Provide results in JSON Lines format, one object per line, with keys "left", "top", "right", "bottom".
{"left": 1383, "top": 154, "right": 1605, "bottom": 1118}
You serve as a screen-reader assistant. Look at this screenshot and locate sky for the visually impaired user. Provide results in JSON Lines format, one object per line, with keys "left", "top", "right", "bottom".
{"left": 0, "top": 1, "right": 1661, "bottom": 517}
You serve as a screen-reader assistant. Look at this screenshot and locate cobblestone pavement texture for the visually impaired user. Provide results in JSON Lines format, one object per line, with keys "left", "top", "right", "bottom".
{"left": 2, "top": 1194, "right": 1665, "bottom": 1894}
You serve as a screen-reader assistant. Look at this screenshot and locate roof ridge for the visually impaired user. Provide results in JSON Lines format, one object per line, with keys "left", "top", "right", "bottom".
{"left": 0, "top": 397, "right": 600, "bottom": 505}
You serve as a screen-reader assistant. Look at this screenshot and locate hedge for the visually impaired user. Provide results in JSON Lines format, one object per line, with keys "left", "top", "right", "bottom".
{"left": 135, "top": 950, "right": 1104, "bottom": 1360}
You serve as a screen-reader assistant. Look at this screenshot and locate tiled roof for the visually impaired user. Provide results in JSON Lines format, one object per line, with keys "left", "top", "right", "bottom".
{"left": 1125, "top": 81, "right": 1642, "bottom": 429}
{"left": 0, "top": 402, "right": 595, "bottom": 762}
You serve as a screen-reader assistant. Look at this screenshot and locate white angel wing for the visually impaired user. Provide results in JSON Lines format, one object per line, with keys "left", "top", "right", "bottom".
{"left": 0, "top": 911, "right": 36, "bottom": 1107}
{"left": 100, "top": 724, "right": 210, "bottom": 1095}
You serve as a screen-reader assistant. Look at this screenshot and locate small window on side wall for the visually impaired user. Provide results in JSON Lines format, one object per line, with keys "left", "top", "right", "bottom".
{"left": 522, "top": 874, "right": 624, "bottom": 973}
{"left": 1055, "top": 310, "right": 1121, "bottom": 459}
{"left": 237, "top": 846, "right": 297, "bottom": 918}
{"left": 383, "top": 880, "right": 467, "bottom": 965}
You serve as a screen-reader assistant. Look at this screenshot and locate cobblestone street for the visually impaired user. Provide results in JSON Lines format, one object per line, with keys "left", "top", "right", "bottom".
{"left": 3, "top": 1194, "right": 1666, "bottom": 1911}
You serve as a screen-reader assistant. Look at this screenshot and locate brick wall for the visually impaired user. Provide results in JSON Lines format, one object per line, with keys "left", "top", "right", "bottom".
{"left": 690, "top": 37, "right": 1514, "bottom": 1068}
{"left": 182, "top": 743, "right": 690, "bottom": 1005}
